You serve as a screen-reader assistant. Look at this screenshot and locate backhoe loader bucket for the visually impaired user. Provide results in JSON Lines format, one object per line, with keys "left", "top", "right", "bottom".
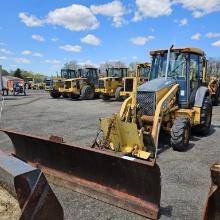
{"left": 1, "top": 128, "right": 161, "bottom": 219}
{"left": 0, "top": 149, "right": 63, "bottom": 220}
{"left": 203, "top": 164, "right": 220, "bottom": 220}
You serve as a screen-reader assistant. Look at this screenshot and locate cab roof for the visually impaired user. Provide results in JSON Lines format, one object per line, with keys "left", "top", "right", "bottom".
{"left": 150, "top": 47, "right": 205, "bottom": 56}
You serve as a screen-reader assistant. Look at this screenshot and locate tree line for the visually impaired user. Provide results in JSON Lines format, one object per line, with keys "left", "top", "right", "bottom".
{"left": 1, "top": 57, "right": 220, "bottom": 81}
{"left": 0, "top": 67, "right": 46, "bottom": 82}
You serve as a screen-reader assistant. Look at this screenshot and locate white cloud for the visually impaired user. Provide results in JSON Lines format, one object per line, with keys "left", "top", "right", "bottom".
{"left": 22, "top": 50, "right": 32, "bottom": 55}
{"left": 0, "top": 42, "right": 6, "bottom": 46}
{"left": 32, "top": 34, "right": 45, "bottom": 42}
{"left": 179, "top": 18, "right": 188, "bottom": 26}
{"left": 0, "top": 56, "right": 7, "bottom": 60}
{"left": 14, "top": 57, "right": 30, "bottom": 64}
{"left": 132, "top": 56, "right": 138, "bottom": 60}
{"left": 32, "top": 52, "right": 43, "bottom": 57}
{"left": 59, "top": 44, "right": 82, "bottom": 52}
{"left": 211, "top": 40, "right": 220, "bottom": 47}
{"left": 130, "top": 36, "right": 155, "bottom": 45}
{"left": 80, "top": 34, "right": 101, "bottom": 46}
{"left": 22, "top": 50, "right": 43, "bottom": 57}
{"left": 10, "top": 64, "right": 17, "bottom": 68}
{"left": 19, "top": 5, "right": 99, "bottom": 32}
{"left": 19, "top": 12, "right": 45, "bottom": 27}
{"left": 45, "top": 59, "right": 61, "bottom": 64}
{"left": 205, "top": 32, "right": 220, "bottom": 38}
{"left": 191, "top": 33, "right": 201, "bottom": 40}
{"left": 175, "top": 0, "right": 220, "bottom": 18}
{"left": 0, "top": 48, "right": 12, "bottom": 55}
{"left": 133, "top": 0, "right": 172, "bottom": 21}
{"left": 51, "top": 38, "right": 59, "bottom": 42}
{"left": 91, "top": 0, "right": 125, "bottom": 27}
{"left": 47, "top": 4, "right": 99, "bottom": 31}
{"left": 133, "top": 0, "right": 220, "bottom": 21}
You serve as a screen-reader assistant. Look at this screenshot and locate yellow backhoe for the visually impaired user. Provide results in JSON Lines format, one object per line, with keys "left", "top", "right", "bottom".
{"left": 0, "top": 47, "right": 215, "bottom": 220}
{"left": 99, "top": 47, "right": 212, "bottom": 160}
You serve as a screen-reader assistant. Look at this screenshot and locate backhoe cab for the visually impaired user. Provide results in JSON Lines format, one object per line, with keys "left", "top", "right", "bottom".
{"left": 96, "top": 67, "right": 128, "bottom": 101}
{"left": 120, "top": 62, "right": 151, "bottom": 99}
{"left": 47, "top": 68, "right": 77, "bottom": 98}
{"left": 100, "top": 47, "right": 212, "bottom": 160}
{"left": 61, "top": 68, "right": 99, "bottom": 100}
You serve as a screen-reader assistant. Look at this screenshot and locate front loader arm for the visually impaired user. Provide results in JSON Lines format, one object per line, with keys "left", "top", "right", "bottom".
{"left": 150, "top": 84, "right": 179, "bottom": 157}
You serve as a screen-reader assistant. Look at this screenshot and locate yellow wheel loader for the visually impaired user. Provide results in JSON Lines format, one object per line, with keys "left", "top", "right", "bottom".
{"left": 46, "top": 69, "right": 77, "bottom": 98}
{"left": 99, "top": 47, "right": 212, "bottom": 160}
{"left": 120, "top": 62, "right": 151, "bottom": 99}
{"left": 96, "top": 67, "right": 128, "bottom": 101}
{"left": 207, "top": 76, "right": 220, "bottom": 105}
{"left": 61, "top": 68, "right": 99, "bottom": 100}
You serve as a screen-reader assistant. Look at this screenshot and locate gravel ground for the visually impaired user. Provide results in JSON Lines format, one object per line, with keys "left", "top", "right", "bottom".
{"left": 0, "top": 90, "right": 220, "bottom": 220}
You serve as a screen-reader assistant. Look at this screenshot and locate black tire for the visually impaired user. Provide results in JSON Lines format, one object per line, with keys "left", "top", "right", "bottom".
{"left": 115, "top": 86, "right": 123, "bottom": 101}
{"left": 171, "top": 117, "right": 191, "bottom": 151}
{"left": 212, "top": 87, "right": 219, "bottom": 106}
{"left": 70, "top": 93, "right": 80, "bottom": 99}
{"left": 101, "top": 95, "right": 110, "bottom": 101}
{"left": 196, "top": 96, "right": 212, "bottom": 135}
{"left": 81, "top": 85, "right": 95, "bottom": 100}
{"left": 50, "top": 90, "right": 61, "bottom": 98}
{"left": 62, "top": 93, "right": 69, "bottom": 98}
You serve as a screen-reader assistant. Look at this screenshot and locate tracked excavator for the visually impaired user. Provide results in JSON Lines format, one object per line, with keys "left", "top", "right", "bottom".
{"left": 0, "top": 47, "right": 215, "bottom": 220}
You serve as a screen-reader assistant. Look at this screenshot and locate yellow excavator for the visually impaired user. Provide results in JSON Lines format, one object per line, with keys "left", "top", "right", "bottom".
{"left": 99, "top": 47, "right": 212, "bottom": 160}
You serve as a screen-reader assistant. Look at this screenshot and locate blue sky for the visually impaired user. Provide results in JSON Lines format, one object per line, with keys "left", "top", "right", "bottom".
{"left": 0, "top": 0, "right": 220, "bottom": 76}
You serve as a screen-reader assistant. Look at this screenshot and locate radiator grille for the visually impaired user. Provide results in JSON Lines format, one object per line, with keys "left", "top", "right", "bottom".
{"left": 124, "top": 78, "right": 133, "bottom": 92}
{"left": 98, "top": 80, "right": 105, "bottom": 88}
{"left": 137, "top": 91, "right": 155, "bottom": 116}
{"left": 65, "top": 81, "right": 71, "bottom": 89}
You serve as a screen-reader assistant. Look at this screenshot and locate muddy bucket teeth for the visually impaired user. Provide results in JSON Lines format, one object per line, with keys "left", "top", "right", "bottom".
{"left": 1, "top": 128, "right": 161, "bottom": 220}
{"left": 0, "top": 149, "right": 63, "bottom": 220}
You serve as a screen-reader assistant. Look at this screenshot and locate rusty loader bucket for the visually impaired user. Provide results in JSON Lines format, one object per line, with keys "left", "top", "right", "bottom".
{"left": 1, "top": 128, "right": 161, "bottom": 219}
{"left": 203, "top": 164, "right": 220, "bottom": 220}
{"left": 0, "top": 149, "right": 63, "bottom": 220}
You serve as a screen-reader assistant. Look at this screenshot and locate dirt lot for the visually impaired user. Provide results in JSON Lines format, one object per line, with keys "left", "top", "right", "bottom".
{"left": 0, "top": 186, "right": 21, "bottom": 220}
{"left": 0, "top": 90, "right": 220, "bottom": 220}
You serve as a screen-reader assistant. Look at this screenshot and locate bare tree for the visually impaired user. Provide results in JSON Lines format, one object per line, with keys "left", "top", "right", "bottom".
{"left": 99, "top": 61, "right": 127, "bottom": 74}
{"left": 63, "top": 60, "right": 79, "bottom": 70}
{"left": 129, "top": 62, "right": 139, "bottom": 71}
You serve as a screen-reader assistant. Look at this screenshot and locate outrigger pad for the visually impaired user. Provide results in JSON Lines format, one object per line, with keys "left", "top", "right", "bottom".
{"left": 1, "top": 128, "right": 161, "bottom": 220}
{"left": 203, "top": 164, "right": 220, "bottom": 220}
{"left": 0, "top": 149, "right": 64, "bottom": 220}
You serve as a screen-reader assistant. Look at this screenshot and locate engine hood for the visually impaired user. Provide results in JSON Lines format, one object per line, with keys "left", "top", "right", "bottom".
{"left": 138, "top": 77, "right": 176, "bottom": 92}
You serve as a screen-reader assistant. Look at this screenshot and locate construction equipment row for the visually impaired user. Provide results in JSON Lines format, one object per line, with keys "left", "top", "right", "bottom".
{"left": 0, "top": 46, "right": 220, "bottom": 219}
{"left": 45, "top": 64, "right": 151, "bottom": 101}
